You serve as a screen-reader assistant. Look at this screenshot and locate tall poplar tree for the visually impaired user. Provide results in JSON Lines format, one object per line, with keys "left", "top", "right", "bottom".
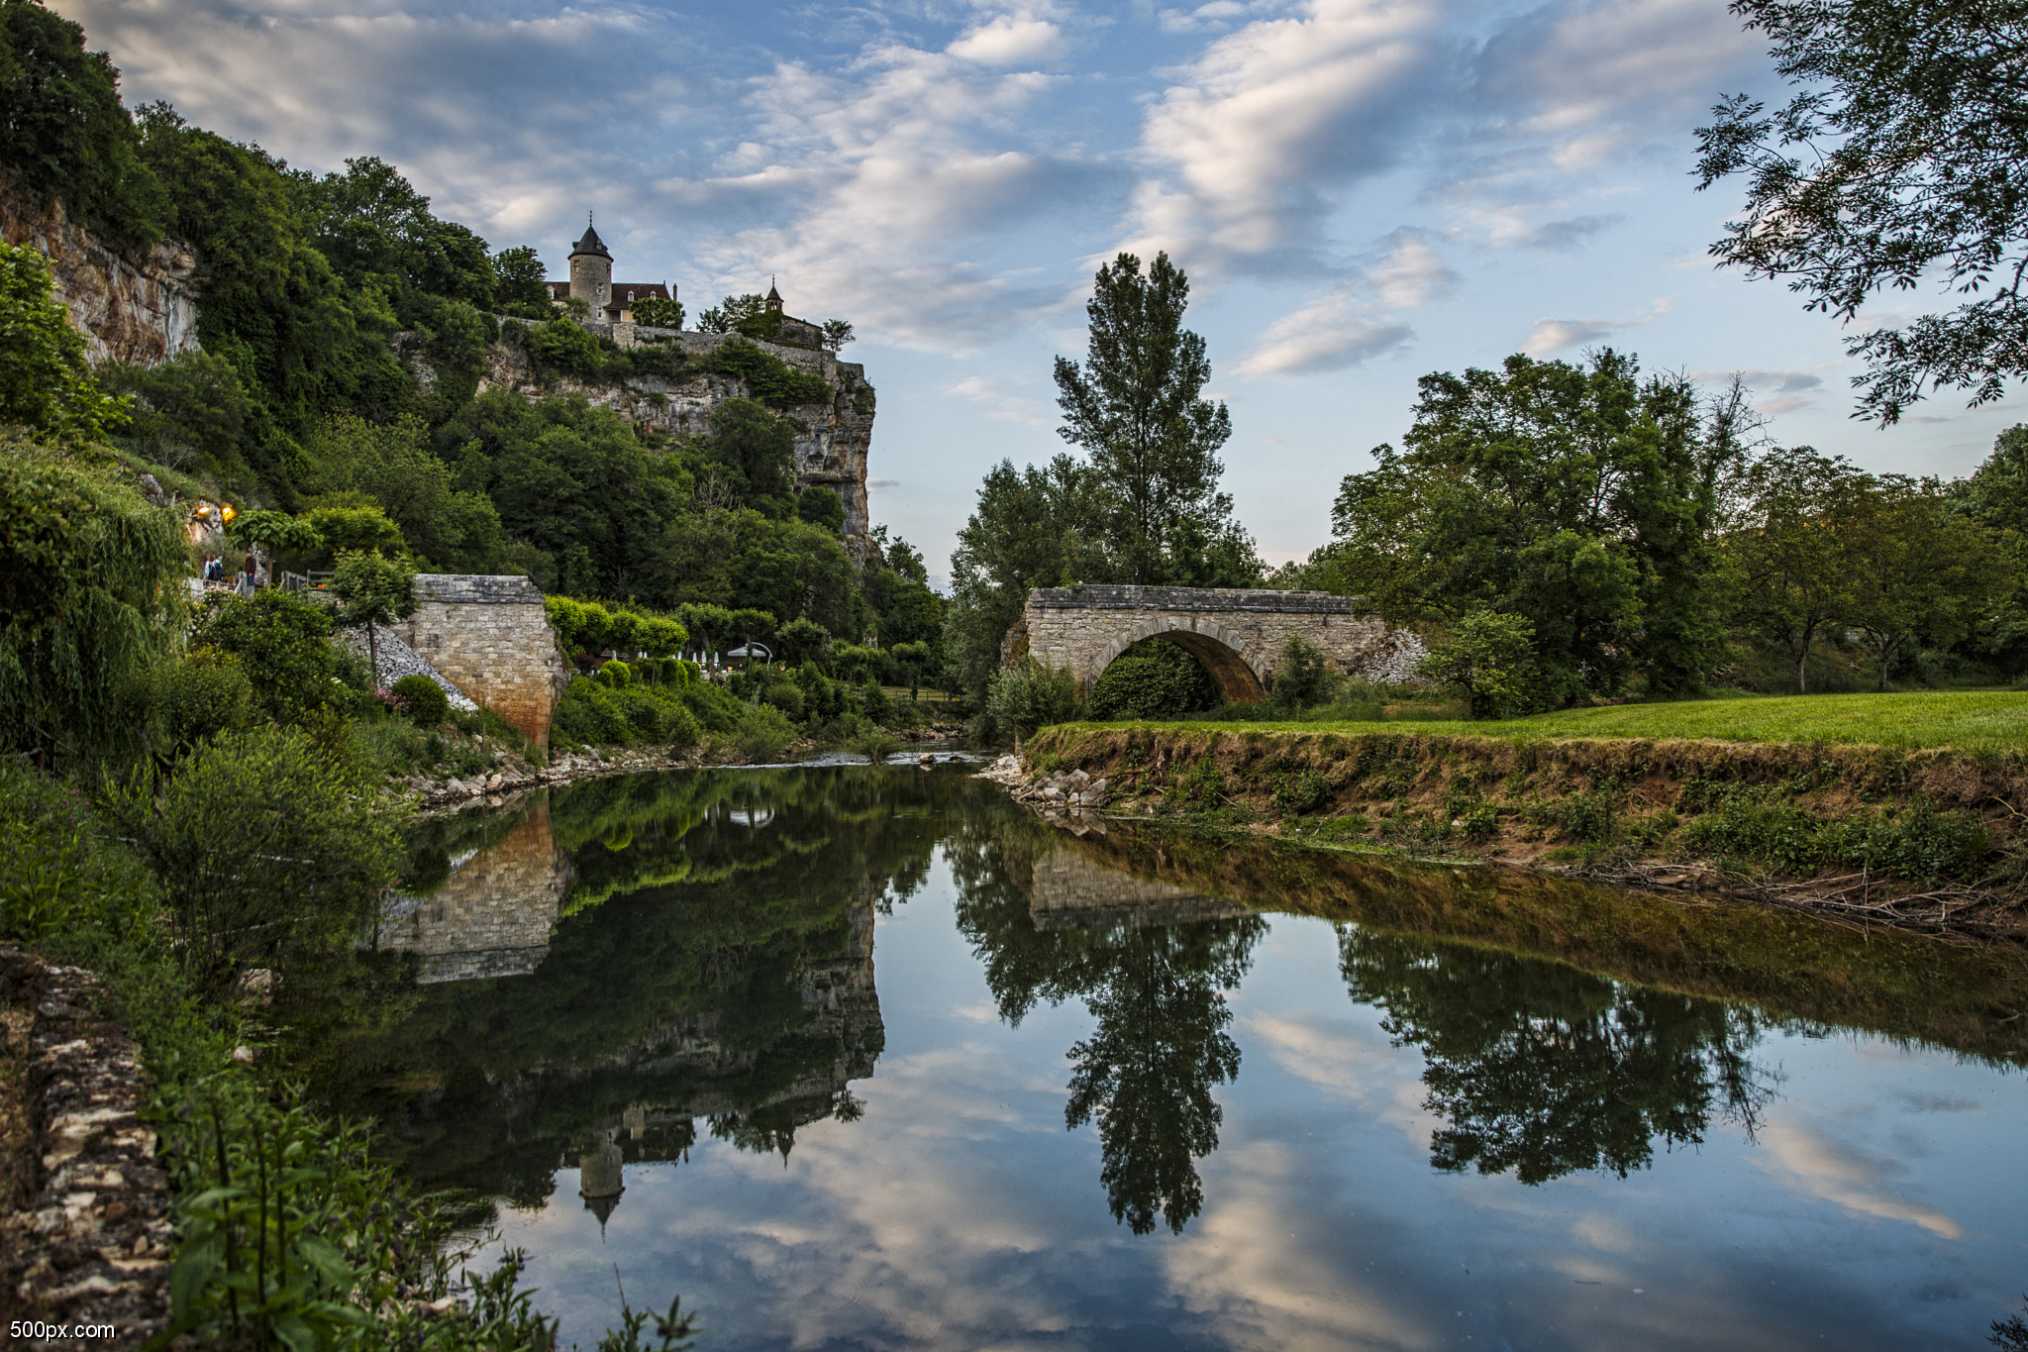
{"left": 1053, "top": 252, "right": 1258, "bottom": 586}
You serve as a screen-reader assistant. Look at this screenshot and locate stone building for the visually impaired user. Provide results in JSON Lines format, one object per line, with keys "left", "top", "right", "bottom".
{"left": 396, "top": 574, "right": 571, "bottom": 750}
{"left": 543, "top": 216, "right": 674, "bottom": 324}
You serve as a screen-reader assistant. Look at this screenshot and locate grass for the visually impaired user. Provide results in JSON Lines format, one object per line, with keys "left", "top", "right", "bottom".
{"left": 1086, "top": 689, "right": 2028, "bottom": 754}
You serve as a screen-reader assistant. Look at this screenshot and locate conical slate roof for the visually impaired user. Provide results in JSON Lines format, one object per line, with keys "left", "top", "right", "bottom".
{"left": 571, "top": 218, "right": 611, "bottom": 260}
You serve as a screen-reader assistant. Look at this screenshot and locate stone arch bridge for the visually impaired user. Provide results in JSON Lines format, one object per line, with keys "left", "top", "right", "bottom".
{"left": 1006, "top": 585, "right": 1414, "bottom": 704}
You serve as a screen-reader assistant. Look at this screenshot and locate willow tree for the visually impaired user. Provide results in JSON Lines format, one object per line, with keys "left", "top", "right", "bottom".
{"left": 0, "top": 445, "right": 184, "bottom": 767}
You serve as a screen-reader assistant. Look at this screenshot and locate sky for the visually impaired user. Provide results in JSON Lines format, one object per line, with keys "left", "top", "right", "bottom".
{"left": 59, "top": 0, "right": 2024, "bottom": 579}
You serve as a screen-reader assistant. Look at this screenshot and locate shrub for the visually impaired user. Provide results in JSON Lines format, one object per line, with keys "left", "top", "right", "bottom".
{"left": 763, "top": 679, "right": 805, "bottom": 720}
{"left": 985, "top": 661, "right": 1081, "bottom": 743}
{"left": 109, "top": 727, "right": 408, "bottom": 982}
{"left": 734, "top": 703, "right": 798, "bottom": 762}
{"left": 1166, "top": 760, "right": 1228, "bottom": 812}
{"left": 0, "top": 761, "right": 158, "bottom": 944}
{"left": 1271, "top": 634, "right": 1333, "bottom": 710}
{"left": 853, "top": 726, "right": 902, "bottom": 764}
{"left": 157, "top": 648, "right": 259, "bottom": 755}
{"left": 600, "top": 658, "right": 634, "bottom": 687}
{"left": 555, "top": 675, "right": 631, "bottom": 745}
{"left": 1272, "top": 768, "right": 1331, "bottom": 815}
{"left": 190, "top": 590, "right": 341, "bottom": 724}
{"left": 1089, "top": 641, "right": 1220, "bottom": 719}
{"left": 1417, "top": 609, "right": 1539, "bottom": 719}
{"left": 390, "top": 673, "right": 450, "bottom": 725}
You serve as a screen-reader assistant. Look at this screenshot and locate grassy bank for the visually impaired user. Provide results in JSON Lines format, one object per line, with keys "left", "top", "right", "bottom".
{"left": 1023, "top": 702, "right": 2028, "bottom": 934}
{"left": 1166, "top": 689, "right": 2028, "bottom": 754}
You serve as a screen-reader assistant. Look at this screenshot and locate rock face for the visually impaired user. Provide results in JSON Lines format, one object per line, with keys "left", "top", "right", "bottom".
{"left": 479, "top": 325, "right": 877, "bottom": 540}
{"left": 0, "top": 182, "right": 199, "bottom": 367}
{"left": 396, "top": 574, "right": 572, "bottom": 751}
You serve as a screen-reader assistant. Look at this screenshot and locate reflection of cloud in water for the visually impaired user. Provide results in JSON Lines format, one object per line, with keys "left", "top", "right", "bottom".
{"left": 1164, "top": 1143, "right": 1436, "bottom": 1352}
{"left": 1243, "top": 1011, "right": 1440, "bottom": 1153}
{"left": 1759, "top": 1123, "right": 1963, "bottom": 1240}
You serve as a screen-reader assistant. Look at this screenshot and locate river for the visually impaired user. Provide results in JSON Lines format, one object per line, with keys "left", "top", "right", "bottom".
{"left": 283, "top": 763, "right": 2028, "bottom": 1350}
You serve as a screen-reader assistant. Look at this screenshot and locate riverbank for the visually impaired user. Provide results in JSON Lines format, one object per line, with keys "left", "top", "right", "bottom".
{"left": 1010, "top": 721, "right": 2028, "bottom": 938}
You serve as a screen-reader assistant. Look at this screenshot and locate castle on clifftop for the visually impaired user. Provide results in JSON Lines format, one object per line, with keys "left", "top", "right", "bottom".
{"left": 543, "top": 217, "right": 672, "bottom": 325}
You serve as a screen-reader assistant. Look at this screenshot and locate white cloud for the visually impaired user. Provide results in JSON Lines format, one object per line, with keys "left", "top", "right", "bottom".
{"left": 947, "top": 374, "right": 1051, "bottom": 427}
{"left": 1236, "top": 226, "right": 1450, "bottom": 377}
{"left": 1124, "top": 0, "right": 1444, "bottom": 273}
{"left": 948, "top": 15, "right": 1065, "bottom": 65}
{"left": 1522, "top": 297, "right": 1670, "bottom": 356}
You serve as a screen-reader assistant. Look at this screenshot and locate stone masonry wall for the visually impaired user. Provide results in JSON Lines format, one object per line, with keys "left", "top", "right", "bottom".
{"left": 1015, "top": 585, "right": 1420, "bottom": 700}
{"left": 0, "top": 181, "right": 200, "bottom": 367}
{"left": 396, "top": 575, "right": 570, "bottom": 750}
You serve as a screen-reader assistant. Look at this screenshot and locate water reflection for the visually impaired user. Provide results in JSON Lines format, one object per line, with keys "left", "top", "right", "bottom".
{"left": 277, "top": 767, "right": 2028, "bottom": 1350}
{"left": 1340, "top": 927, "right": 1775, "bottom": 1182}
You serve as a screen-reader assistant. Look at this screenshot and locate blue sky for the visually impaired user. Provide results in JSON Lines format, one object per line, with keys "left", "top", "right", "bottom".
{"left": 62, "top": 0, "right": 2024, "bottom": 577}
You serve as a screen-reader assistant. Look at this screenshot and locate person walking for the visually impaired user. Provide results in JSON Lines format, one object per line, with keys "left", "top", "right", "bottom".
{"left": 237, "top": 555, "right": 257, "bottom": 597}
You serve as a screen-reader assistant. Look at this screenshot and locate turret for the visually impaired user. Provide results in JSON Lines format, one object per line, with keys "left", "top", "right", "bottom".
{"left": 765, "top": 276, "right": 783, "bottom": 315}
{"left": 569, "top": 214, "right": 613, "bottom": 314}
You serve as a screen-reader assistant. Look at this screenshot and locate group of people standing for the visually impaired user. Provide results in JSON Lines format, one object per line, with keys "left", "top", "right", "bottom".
{"left": 199, "top": 553, "right": 260, "bottom": 597}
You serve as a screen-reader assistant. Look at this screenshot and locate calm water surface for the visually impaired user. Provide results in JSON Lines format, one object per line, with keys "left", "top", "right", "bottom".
{"left": 289, "top": 766, "right": 2028, "bottom": 1350}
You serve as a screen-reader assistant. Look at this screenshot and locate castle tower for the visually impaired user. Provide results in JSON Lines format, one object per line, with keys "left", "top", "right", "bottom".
{"left": 569, "top": 215, "right": 613, "bottom": 314}
{"left": 765, "top": 276, "right": 783, "bottom": 315}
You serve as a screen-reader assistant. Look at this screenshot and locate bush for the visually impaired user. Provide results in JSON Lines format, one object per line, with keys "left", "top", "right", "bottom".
{"left": 1417, "top": 609, "right": 1539, "bottom": 719}
{"left": 190, "top": 590, "right": 341, "bottom": 724}
{"left": 109, "top": 727, "right": 408, "bottom": 982}
{"left": 733, "top": 702, "right": 798, "bottom": 762}
{"left": 1271, "top": 634, "right": 1333, "bottom": 710}
{"left": 391, "top": 673, "right": 450, "bottom": 725}
{"left": 985, "top": 661, "right": 1081, "bottom": 743}
{"left": 1089, "top": 640, "right": 1220, "bottom": 719}
{"left": 853, "top": 726, "right": 902, "bottom": 764}
{"left": 1272, "top": 768, "right": 1331, "bottom": 815}
{"left": 0, "top": 761, "right": 157, "bottom": 943}
{"left": 599, "top": 658, "right": 634, "bottom": 687}
{"left": 157, "top": 648, "right": 259, "bottom": 755}
{"left": 555, "top": 675, "right": 631, "bottom": 745}
{"left": 763, "top": 678, "right": 805, "bottom": 720}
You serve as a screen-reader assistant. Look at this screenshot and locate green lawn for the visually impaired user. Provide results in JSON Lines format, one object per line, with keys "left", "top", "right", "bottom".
{"left": 1094, "top": 689, "right": 2028, "bottom": 754}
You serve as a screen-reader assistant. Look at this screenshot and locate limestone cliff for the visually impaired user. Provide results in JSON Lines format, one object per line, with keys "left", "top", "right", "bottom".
{"left": 475, "top": 325, "right": 877, "bottom": 541}
{"left": 0, "top": 183, "right": 199, "bottom": 366}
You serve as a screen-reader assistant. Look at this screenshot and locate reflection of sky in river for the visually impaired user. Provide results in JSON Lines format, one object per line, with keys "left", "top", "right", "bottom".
{"left": 486, "top": 851, "right": 2027, "bottom": 1351}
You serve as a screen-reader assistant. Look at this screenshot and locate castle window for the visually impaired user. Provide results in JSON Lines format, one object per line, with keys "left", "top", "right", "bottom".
{"left": 626, "top": 290, "right": 635, "bottom": 302}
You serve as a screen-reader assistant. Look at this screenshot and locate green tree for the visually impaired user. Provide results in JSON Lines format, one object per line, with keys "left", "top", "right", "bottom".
{"left": 632, "top": 295, "right": 685, "bottom": 329}
{"left": 1334, "top": 351, "right": 1729, "bottom": 704}
{"left": 303, "top": 413, "right": 501, "bottom": 569}
{"left": 775, "top": 617, "right": 830, "bottom": 666}
{"left": 1054, "top": 251, "right": 1256, "bottom": 585}
{"left": 1721, "top": 446, "right": 1867, "bottom": 694}
{"left": 820, "top": 318, "right": 854, "bottom": 352}
{"left": 227, "top": 508, "right": 320, "bottom": 575}
{"left": 1959, "top": 425, "right": 2028, "bottom": 674}
{"left": 331, "top": 548, "right": 416, "bottom": 685}
{"left": 944, "top": 456, "right": 1104, "bottom": 701}
{"left": 1696, "top": 1, "right": 2028, "bottom": 422}
{"left": 797, "top": 485, "right": 845, "bottom": 533}
{"left": 1845, "top": 476, "right": 2006, "bottom": 689}
{"left": 706, "top": 397, "right": 797, "bottom": 509}
{"left": 0, "top": 445, "right": 182, "bottom": 767}
{"left": 491, "top": 245, "right": 550, "bottom": 310}
{"left": 0, "top": 240, "right": 126, "bottom": 443}
{"left": 1417, "top": 609, "right": 1538, "bottom": 719}
{"left": 0, "top": 0, "right": 166, "bottom": 253}
{"left": 190, "top": 590, "right": 340, "bottom": 724}
{"left": 888, "top": 640, "right": 931, "bottom": 701}
{"left": 102, "top": 350, "right": 255, "bottom": 484}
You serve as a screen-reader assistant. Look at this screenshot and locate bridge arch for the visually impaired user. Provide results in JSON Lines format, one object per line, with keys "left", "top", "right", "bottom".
{"left": 1007, "top": 584, "right": 1414, "bottom": 701}
{"left": 1090, "top": 623, "right": 1267, "bottom": 705}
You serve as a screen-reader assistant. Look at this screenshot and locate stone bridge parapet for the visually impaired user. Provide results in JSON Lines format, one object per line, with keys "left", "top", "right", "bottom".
{"left": 1009, "top": 585, "right": 1419, "bottom": 702}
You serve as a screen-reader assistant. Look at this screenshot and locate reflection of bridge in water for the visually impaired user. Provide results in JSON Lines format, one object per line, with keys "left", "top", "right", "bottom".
{"left": 1029, "top": 838, "right": 1255, "bottom": 932}
{"left": 375, "top": 797, "right": 571, "bottom": 982}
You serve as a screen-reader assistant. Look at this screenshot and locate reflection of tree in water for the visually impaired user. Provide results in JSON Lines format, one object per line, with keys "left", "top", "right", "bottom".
{"left": 949, "top": 816, "right": 1263, "bottom": 1234}
{"left": 291, "top": 766, "right": 976, "bottom": 1213}
{"left": 1338, "top": 925, "right": 1777, "bottom": 1183}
